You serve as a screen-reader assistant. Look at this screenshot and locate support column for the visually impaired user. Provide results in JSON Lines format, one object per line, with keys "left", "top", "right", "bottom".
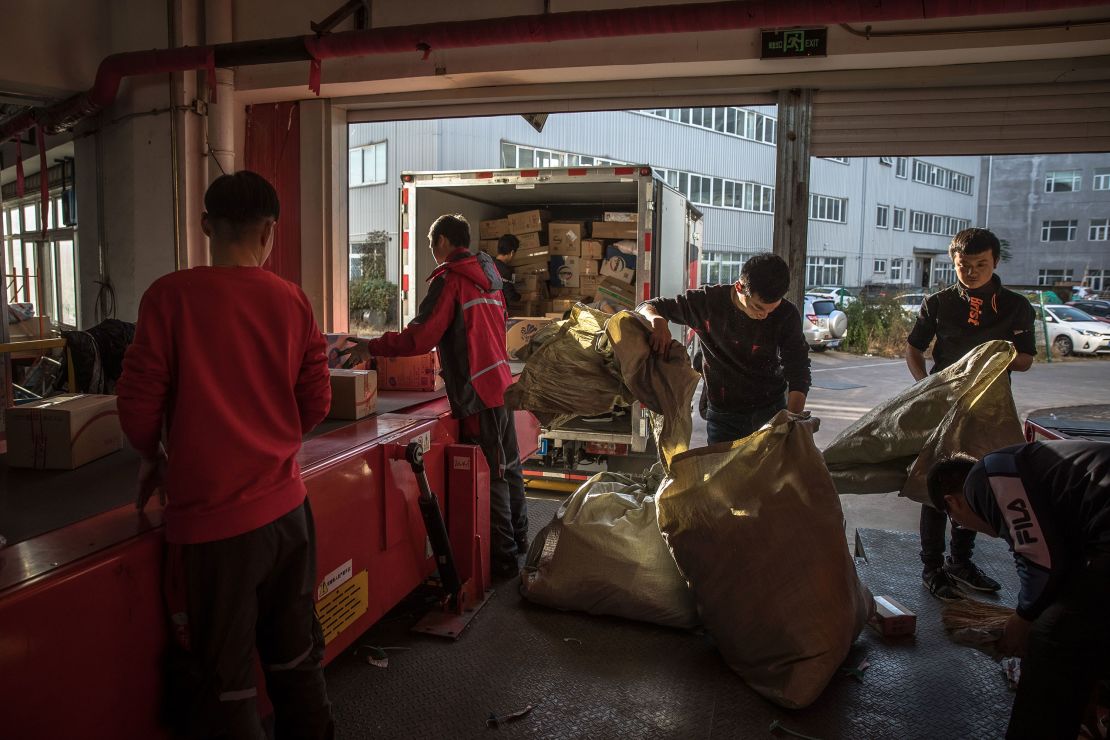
{"left": 299, "top": 100, "right": 349, "bottom": 332}
{"left": 773, "top": 88, "right": 813, "bottom": 312}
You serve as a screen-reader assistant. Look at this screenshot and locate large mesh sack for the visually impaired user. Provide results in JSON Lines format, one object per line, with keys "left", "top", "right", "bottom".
{"left": 521, "top": 471, "right": 699, "bottom": 630}
{"left": 822, "top": 340, "right": 1025, "bottom": 504}
{"left": 656, "top": 411, "right": 871, "bottom": 708}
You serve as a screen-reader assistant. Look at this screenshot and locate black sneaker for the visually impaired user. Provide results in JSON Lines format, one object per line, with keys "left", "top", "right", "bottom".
{"left": 944, "top": 557, "right": 1002, "bottom": 593}
{"left": 922, "top": 568, "right": 964, "bottom": 602}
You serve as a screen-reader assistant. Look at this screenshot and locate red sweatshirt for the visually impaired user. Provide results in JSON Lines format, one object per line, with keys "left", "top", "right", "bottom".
{"left": 117, "top": 266, "right": 331, "bottom": 544}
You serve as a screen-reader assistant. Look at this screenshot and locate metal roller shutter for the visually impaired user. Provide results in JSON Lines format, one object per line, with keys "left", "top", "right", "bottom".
{"left": 812, "top": 78, "right": 1110, "bottom": 156}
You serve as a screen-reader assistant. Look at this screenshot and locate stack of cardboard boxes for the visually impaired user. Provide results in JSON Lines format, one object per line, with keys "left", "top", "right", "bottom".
{"left": 481, "top": 209, "right": 638, "bottom": 320}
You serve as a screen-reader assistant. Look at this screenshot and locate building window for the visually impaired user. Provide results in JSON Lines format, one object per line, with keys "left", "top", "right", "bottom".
{"left": 911, "top": 159, "right": 973, "bottom": 194}
{"left": 1094, "top": 168, "right": 1110, "bottom": 191}
{"left": 1084, "top": 269, "right": 1107, "bottom": 291}
{"left": 878, "top": 157, "right": 893, "bottom": 166}
{"left": 2, "top": 196, "right": 78, "bottom": 327}
{"left": 1038, "top": 269, "right": 1074, "bottom": 285}
{"left": 810, "top": 194, "right": 847, "bottom": 223}
{"left": 892, "top": 207, "right": 906, "bottom": 231}
{"left": 349, "top": 142, "right": 387, "bottom": 187}
{"left": 873, "top": 259, "right": 887, "bottom": 273}
{"left": 1041, "top": 220, "right": 1078, "bottom": 242}
{"left": 933, "top": 261, "right": 956, "bottom": 286}
{"left": 1045, "top": 170, "right": 1081, "bottom": 193}
{"left": 699, "top": 251, "right": 752, "bottom": 284}
{"left": 806, "top": 256, "right": 845, "bottom": 286}
{"left": 499, "top": 141, "right": 624, "bottom": 169}
{"left": 656, "top": 167, "right": 773, "bottom": 214}
{"left": 910, "top": 210, "right": 970, "bottom": 236}
{"left": 895, "top": 157, "right": 908, "bottom": 179}
{"left": 821, "top": 157, "right": 849, "bottom": 164}
{"left": 891, "top": 258, "right": 903, "bottom": 281}
{"left": 876, "top": 204, "right": 889, "bottom": 228}
{"left": 1090, "top": 219, "right": 1110, "bottom": 241}
{"left": 639, "top": 107, "right": 777, "bottom": 145}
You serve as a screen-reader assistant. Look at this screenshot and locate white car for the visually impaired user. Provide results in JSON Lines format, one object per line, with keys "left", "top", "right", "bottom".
{"left": 898, "top": 293, "right": 929, "bottom": 317}
{"left": 803, "top": 295, "right": 848, "bottom": 351}
{"left": 809, "top": 286, "right": 857, "bottom": 308}
{"left": 1034, "top": 304, "right": 1110, "bottom": 356}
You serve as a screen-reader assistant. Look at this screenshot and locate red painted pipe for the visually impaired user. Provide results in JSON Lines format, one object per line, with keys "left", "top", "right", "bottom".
{"left": 2, "top": 0, "right": 1105, "bottom": 141}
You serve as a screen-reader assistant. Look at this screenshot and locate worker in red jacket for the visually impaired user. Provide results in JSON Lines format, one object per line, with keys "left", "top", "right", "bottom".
{"left": 349, "top": 214, "right": 528, "bottom": 577}
{"left": 117, "top": 171, "right": 334, "bottom": 740}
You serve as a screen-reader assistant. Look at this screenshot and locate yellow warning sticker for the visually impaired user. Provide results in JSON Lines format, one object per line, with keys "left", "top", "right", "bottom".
{"left": 317, "top": 570, "right": 368, "bottom": 645}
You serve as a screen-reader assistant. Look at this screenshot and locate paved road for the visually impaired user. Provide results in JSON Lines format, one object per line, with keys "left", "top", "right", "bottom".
{"left": 690, "top": 351, "right": 1110, "bottom": 533}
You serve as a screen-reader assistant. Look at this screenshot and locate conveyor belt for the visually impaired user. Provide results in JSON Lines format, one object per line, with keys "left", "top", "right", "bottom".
{"left": 0, "top": 388, "right": 448, "bottom": 547}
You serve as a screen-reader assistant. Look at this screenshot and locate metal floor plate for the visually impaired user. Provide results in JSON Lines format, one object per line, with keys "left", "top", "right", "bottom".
{"left": 325, "top": 499, "right": 1019, "bottom": 739}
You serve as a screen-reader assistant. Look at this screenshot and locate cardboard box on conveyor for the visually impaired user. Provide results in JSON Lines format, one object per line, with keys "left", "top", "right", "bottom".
{"left": 375, "top": 352, "right": 444, "bottom": 392}
{"left": 328, "top": 369, "right": 378, "bottom": 420}
{"left": 5, "top": 394, "right": 122, "bottom": 469}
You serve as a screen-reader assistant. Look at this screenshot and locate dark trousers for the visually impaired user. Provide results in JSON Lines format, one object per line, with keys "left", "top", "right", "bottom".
{"left": 164, "top": 501, "right": 334, "bottom": 740}
{"left": 705, "top": 396, "right": 786, "bottom": 445}
{"left": 462, "top": 405, "right": 529, "bottom": 564}
{"left": 1007, "top": 552, "right": 1110, "bottom": 740}
{"left": 919, "top": 504, "right": 976, "bottom": 572}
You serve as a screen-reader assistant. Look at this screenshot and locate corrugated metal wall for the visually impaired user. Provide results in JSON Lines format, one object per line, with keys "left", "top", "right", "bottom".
{"left": 812, "top": 81, "right": 1110, "bottom": 157}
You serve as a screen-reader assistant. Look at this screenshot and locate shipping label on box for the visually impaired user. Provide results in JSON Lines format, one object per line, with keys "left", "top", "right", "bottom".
{"left": 328, "top": 369, "right": 378, "bottom": 420}
{"left": 591, "top": 221, "right": 637, "bottom": 239}
{"left": 508, "top": 209, "right": 551, "bottom": 235}
{"left": 600, "top": 255, "right": 635, "bottom": 284}
{"left": 580, "top": 239, "right": 604, "bottom": 260}
{"left": 548, "top": 222, "right": 584, "bottom": 256}
{"left": 505, "top": 316, "right": 557, "bottom": 359}
{"left": 376, "top": 352, "right": 444, "bottom": 392}
{"left": 479, "top": 218, "right": 510, "bottom": 239}
{"left": 5, "top": 394, "right": 122, "bottom": 469}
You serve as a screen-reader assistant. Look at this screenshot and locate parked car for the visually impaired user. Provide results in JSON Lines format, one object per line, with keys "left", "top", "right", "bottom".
{"left": 803, "top": 295, "right": 848, "bottom": 351}
{"left": 1067, "top": 299, "right": 1110, "bottom": 324}
{"left": 898, "top": 292, "right": 929, "bottom": 317}
{"left": 808, "top": 286, "right": 857, "bottom": 308}
{"left": 1034, "top": 304, "right": 1110, "bottom": 356}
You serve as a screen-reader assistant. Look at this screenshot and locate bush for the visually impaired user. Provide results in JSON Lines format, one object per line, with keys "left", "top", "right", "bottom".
{"left": 349, "top": 276, "right": 397, "bottom": 315}
{"left": 841, "top": 297, "right": 914, "bottom": 357}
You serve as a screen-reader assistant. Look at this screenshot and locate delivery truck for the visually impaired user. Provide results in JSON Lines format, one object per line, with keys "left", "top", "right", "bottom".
{"left": 398, "top": 165, "right": 703, "bottom": 476}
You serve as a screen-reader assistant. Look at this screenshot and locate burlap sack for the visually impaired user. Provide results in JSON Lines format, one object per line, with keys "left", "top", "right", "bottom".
{"left": 823, "top": 340, "right": 1025, "bottom": 503}
{"left": 521, "top": 471, "right": 699, "bottom": 630}
{"left": 656, "top": 411, "right": 871, "bottom": 708}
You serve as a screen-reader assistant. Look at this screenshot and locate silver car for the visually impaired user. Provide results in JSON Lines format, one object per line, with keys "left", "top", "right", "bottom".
{"left": 803, "top": 295, "right": 848, "bottom": 351}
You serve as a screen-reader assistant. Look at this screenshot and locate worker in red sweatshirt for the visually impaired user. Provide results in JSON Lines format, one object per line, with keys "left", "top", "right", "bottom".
{"left": 116, "top": 171, "right": 334, "bottom": 740}
{"left": 348, "top": 214, "right": 528, "bottom": 577}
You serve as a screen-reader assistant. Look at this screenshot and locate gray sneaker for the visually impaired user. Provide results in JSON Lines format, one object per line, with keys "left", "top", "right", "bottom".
{"left": 944, "top": 557, "right": 1002, "bottom": 593}
{"left": 923, "top": 568, "right": 964, "bottom": 602}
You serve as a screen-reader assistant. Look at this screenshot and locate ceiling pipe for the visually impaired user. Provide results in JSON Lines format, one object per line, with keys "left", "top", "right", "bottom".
{"left": 3, "top": 0, "right": 1107, "bottom": 141}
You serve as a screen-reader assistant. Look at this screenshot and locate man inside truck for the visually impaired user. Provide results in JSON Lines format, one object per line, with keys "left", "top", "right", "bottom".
{"left": 638, "top": 252, "right": 811, "bottom": 444}
{"left": 927, "top": 440, "right": 1110, "bottom": 740}
{"left": 494, "top": 233, "right": 521, "bottom": 306}
{"left": 348, "top": 214, "right": 529, "bottom": 577}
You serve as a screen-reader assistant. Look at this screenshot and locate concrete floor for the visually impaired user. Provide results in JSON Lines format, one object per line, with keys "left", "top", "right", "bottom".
{"left": 688, "top": 351, "right": 1110, "bottom": 535}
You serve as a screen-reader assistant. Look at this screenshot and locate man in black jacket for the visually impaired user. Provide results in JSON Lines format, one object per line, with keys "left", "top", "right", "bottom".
{"left": 638, "top": 253, "right": 810, "bottom": 444}
{"left": 927, "top": 441, "right": 1110, "bottom": 740}
{"left": 493, "top": 234, "right": 520, "bottom": 306}
{"left": 906, "top": 227, "right": 1036, "bottom": 601}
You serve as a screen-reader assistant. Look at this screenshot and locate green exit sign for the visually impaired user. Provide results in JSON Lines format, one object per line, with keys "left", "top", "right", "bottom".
{"left": 761, "top": 28, "right": 828, "bottom": 59}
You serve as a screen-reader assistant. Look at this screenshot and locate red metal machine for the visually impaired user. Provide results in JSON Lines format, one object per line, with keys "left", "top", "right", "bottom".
{"left": 0, "top": 393, "right": 539, "bottom": 739}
